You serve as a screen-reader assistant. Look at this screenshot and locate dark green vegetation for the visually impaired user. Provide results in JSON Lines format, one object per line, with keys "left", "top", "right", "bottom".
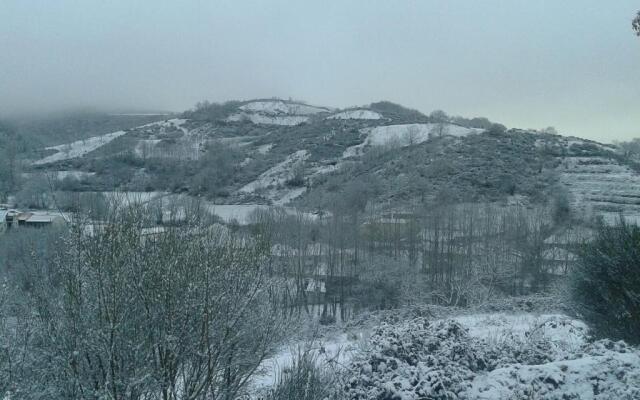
{"left": 571, "top": 218, "right": 640, "bottom": 344}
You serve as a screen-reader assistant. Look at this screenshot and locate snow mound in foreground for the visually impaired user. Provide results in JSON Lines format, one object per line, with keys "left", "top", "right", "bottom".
{"left": 344, "top": 314, "right": 640, "bottom": 400}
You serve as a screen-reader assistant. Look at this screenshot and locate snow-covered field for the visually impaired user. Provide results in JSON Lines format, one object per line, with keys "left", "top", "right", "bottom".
{"left": 327, "top": 109, "right": 383, "bottom": 120}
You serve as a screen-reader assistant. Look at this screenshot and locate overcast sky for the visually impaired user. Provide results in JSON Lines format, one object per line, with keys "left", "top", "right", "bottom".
{"left": 1, "top": 0, "right": 638, "bottom": 142}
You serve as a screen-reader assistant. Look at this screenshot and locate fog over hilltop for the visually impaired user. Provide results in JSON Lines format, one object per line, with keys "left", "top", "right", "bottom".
{"left": 1, "top": 0, "right": 639, "bottom": 142}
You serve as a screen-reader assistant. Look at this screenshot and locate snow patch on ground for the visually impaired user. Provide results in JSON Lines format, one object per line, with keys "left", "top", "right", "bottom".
{"left": 257, "top": 143, "right": 274, "bottom": 154}
{"left": 366, "top": 123, "right": 481, "bottom": 146}
{"left": 251, "top": 332, "right": 360, "bottom": 395}
{"left": 239, "top": 150, "right": 309, "bottom": 204}
{"left": 226, "top": 113, "right": 309, "bottom": 126}
{"left": 55, "top": 170, "right": 96, "bottom": 180}
{"left": 327, "top": 109, "right": 383, "bottom": 120}
{"left": 32, "top": 119, "right": 190, "bottom": 165}
{"left": 100, "top": 191, "right": 168, "bottom": 205}
{"left": 239, "top": 100, "right": 329, "bottom": 115}
{"left": 340, "top": 123, "right": 482, "bottom": 158}
{"left": 205, "top": 204, "right": 270, "bottom": 224}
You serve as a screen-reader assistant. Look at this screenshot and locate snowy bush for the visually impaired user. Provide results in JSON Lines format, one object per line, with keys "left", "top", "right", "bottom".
{"left": 341, "top": 314, "right": 640, "bottom": 399}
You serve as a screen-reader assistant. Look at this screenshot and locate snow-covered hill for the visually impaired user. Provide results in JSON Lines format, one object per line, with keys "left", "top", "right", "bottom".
{"left": 25, "top": 99, "right": 640, "bottom": 220}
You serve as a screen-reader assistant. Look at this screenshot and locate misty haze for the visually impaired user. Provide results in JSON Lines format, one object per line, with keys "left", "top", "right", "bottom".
{"left": 1, "top": 2, "right": 640, "bottom": 399}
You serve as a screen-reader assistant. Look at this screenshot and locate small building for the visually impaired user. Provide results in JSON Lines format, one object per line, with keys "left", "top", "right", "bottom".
{"left": 20, "top": 213, "right": 65, "bottom": 228}
{"left": 1, "top": 210, "right": 65, "bottom": 230}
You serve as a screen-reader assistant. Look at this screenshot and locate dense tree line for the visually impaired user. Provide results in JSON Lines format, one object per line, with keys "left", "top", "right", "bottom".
{"left": 248, "top": 196, "right": 581, "bottom": 322}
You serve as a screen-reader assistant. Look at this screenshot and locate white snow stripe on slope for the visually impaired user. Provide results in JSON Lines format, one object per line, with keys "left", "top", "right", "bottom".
{"left": 327, "top": 109, "right": 383, "bottom": 120}
{"left": 366, "top": 123, "right": 481, "bottom": 146}
{"left": 226, "top": 113, "right": 309, "bottom": 126}
{"left": 34, "top": 130, "right": 127, "bottom": 165}
{"left": 239, "top": 101, "right": 329, "bottom": 115}
{"left": 239, "top": 150, "right": 309, "bottom": 193}
{"left": 33, "top": 118, "right": 189, "bottom": 165}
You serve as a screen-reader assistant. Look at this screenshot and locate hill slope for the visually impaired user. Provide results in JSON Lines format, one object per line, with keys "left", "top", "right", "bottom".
{"left": 19, "top": 99, "right": 640, "bottom": 222}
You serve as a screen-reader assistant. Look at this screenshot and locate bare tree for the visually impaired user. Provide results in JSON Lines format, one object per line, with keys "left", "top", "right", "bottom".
{"left": 3, "top": 203, "right": 287, "bottom": 400}
{"left": 404, "top": 125, "right": 420, "bottom": 146}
